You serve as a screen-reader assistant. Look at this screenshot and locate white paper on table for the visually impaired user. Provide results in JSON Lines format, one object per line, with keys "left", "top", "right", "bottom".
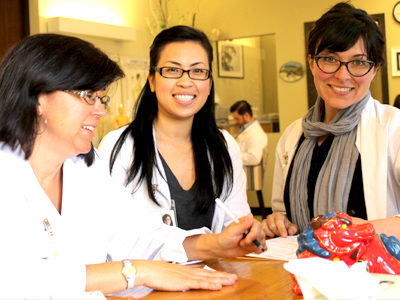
{"left": 246, "top": 235, "right": 298, "bottom": 260}
{"left": 107, "top": 286, "right": 153, "bottom": 299}
{"left": 84, "top": 291, "right": 107, "bottom": 299}
{"left": 284, "top": 257, "right": 382, "bottom": 300}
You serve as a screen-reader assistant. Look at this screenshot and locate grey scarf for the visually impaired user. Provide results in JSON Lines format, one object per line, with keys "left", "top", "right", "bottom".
{"left": 289, "top": 91, "right": 370, "bottom": 232}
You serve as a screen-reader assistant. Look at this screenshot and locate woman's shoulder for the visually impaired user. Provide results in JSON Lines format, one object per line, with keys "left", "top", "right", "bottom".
{"left": 218, "top": 129, "right": 242, "bottom": 159}
{"left": 219, "top": 128, "right": 235, "bottom": 142}
{"left": 0, "top": 143, "right": 25, "bottom": 166}
{"left": 98, "top": 125, "right": 133, "bottom": 159}
{"left": 280, "top": 119, "right": 303, "bottom": 140}
{"left": 98, "top": 126, "right": 128, "bottom": 149}
{"left": 219, "top": 128, "right": 239, "bottom": 149}
{"left": 0, "top": 143, "right": 25, "bottom": 174}
{"left": 363, "top": 97, "right": 400, "bottom": 125}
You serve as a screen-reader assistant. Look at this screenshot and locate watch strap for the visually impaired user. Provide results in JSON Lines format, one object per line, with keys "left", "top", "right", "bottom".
{"left": 122, "top": 259, "right": 136, "bottom": 289}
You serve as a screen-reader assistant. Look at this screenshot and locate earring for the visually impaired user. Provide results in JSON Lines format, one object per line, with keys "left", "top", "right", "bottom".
{"left": 37, "top": 118, "right": 47, "bottom": 135}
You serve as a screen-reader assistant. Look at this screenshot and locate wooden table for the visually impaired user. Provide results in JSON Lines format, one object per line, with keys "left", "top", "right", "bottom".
{"left": 110, "top": 258, "right": 304, "bottom": 299}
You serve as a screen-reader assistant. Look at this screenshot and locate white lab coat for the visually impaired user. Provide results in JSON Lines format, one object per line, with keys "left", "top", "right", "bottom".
{"left": 235, "top": 121, "right": 268, "bottom": 166}
{"left": 272, "top": 95, "right": 400, "bottom": 220}
{"left": 0, "top": 143, "right": 208, "bottom": 299}
{"left": 99, "top": 127, "right": 250, "bottom": 234}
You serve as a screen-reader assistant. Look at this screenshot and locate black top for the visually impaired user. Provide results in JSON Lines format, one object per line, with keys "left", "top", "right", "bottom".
{"left": 159, "top": 153, "right": 215, "bottom": 230}
{"left": 283, "top": 134, "right": 367, "bottom": 222}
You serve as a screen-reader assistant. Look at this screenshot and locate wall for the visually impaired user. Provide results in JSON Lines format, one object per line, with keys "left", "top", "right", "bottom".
{"left": 31, "top": 0, "right": 153, "bottom": 58}
{"left": 261, "top": 34, "right": 278, "bottom": 114}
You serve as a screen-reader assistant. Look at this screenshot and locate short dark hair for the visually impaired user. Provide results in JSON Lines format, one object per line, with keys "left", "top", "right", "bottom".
{"left": 230, "top": 100, "right": 253, "bottom": 117}
{"left": 307, "top": 2, "right": 385, "bottom": 66}
{"left": 0, "top": 33, "right": 124, "bottom": 165}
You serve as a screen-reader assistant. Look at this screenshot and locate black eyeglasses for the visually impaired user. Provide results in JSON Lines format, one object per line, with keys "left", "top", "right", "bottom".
{"left": 314, "top": 55, "right": 375, "bottom": 77}
{"left": 64, "top": 90, "right": 110, "bottom": 109}
{"left": 153, "top": 67, "right": 211, "bottom": 80}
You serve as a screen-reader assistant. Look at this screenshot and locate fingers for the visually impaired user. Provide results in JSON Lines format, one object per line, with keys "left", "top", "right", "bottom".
{"left": 262, "top": 213, "right": 297, "bottom": 238}
{"left": 238, "top": 215, "right": 266, "bottom": 252}
{"left": 180, "top": 270, "right": 237, "bottom": 291}
{"left": 287, "top": 224, "right": 299, "bottom": 236}
{"left": 140, "top": 261, "right": 237, "bottom": 292}
{"left": 242, "top": 213, "right": 258, "bottom": 243}
{"left": 217, "top": 213, "right": 266, "bottom": 257}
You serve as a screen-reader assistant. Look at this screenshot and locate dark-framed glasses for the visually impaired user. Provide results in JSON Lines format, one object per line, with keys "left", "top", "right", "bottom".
{"left": 64, "top": 90, "right": 111, "bottom": 109}
{"left": 314, "top": 55, "right": 375, "bottom": 77}
{"left": 153, "top": 67, "right": 211, "bottom": 80}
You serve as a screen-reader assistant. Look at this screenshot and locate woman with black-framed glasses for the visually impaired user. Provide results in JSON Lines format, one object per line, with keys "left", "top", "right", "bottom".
{"left": 99, "top": 25, "right": 256, "bottom": 234}
{"left": 263, "top": 2, "right": 400, "bottom": 240}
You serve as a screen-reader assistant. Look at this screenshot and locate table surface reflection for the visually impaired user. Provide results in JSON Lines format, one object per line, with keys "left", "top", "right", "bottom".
{"left": 108, "top": 257, "right": 303, "bottom": 300}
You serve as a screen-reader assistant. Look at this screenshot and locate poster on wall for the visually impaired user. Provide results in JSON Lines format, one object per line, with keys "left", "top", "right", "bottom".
{"left": 217, "top": 41, "right": 244, "bottom": 79}
{"left": 120, "top": 56, "right": 150, "bottom": 118}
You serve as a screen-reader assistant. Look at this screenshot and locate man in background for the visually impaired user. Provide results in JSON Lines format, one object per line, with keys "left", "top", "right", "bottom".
{"left": 230, "top": 100, "right": 268, "bottom": 166}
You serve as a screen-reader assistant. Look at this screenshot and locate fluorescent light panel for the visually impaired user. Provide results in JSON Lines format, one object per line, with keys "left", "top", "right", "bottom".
{"left": 48, "top": 17, "right": 136, "bottom": 41}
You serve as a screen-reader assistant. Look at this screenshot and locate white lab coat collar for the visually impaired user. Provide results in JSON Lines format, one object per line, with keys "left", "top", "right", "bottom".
{"left": 356, "top": 97, "right": 388, "bottom": 219}
{"left": 151, "top": 126, "right": 172, "bottom": 208}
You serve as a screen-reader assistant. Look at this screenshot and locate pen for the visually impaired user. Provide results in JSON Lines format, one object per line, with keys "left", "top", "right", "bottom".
{"left": 215, "top": 198, "right": 265, "bottom": 252}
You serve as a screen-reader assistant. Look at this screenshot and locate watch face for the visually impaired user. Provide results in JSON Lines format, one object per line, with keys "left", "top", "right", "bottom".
{"left": 122, "top": 265, "right": 137, "bottom": 278}
{"left": 394, "top": 1, "right": 400, "bottom": 23}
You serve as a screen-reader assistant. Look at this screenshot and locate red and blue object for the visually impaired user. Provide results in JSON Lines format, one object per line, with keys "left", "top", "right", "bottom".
{"left": 291, "top": 212, "right": 400, "bottom": 295}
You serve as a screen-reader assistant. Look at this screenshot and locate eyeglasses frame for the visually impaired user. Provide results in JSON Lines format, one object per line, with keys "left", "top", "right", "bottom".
{"left": 64, "top": 90, "right": 111, "bottom": 109}
{"left": 314, "top": 55, "right": 375, "bottom": 77}
{"left": 152, "top": 66, "right": 211, "bottom": 81}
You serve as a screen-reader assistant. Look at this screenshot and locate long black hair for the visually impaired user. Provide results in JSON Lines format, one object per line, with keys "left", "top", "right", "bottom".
{"left": 0, "top": 33, "right": 124, "bottom": 166}
{"left": 109, "top": 25, "right": 234, "bottom": 213}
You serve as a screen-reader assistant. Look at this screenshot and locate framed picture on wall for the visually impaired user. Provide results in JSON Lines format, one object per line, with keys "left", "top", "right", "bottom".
{"left": 217, "top": 41, "right": 244, "bottom": 78}
{"left": 391, "top": 47, "right": 400, "bottom": 77}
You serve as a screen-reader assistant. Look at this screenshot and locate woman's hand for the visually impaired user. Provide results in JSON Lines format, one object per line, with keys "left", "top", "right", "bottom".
{"left": 183, "top": 213, "right": 266, "bottom": 261}
{"left": 86, "top": 260, "right": 237, "bottom": 294}
{"left": 262, "top": 212, "right": 298, "bottom": 238}
{"left": 216, "top": 213, "right": 266, "bottom": 257}
{"left": 135, "top": 260, "right": 237, "bottom": 291}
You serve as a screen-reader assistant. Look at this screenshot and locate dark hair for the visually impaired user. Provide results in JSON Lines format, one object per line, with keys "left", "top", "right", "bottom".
{"left": 394, "top": 95, "right": 400, "bottom": 109}
{"left": 307, "top": 2, "right": 385, "bottom": 66}
{"left": 110, "top": 25, "right": 233, "bottom": 213}
{"left": 0, "top": 34, "right": 124, "bottom": 166}
{"left": 230, "top": 100, "right": 253, "bottom": 117}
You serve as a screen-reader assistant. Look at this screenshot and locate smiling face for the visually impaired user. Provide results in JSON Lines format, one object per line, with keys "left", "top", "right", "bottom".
{"left": 149, "top": 41, "right": 212, "bottom": 122}
{"left": 308, "top": 38, "right": 378, "bottom": 122}
{"left": 37, "top": 90, "right": 106, "bottom": 160}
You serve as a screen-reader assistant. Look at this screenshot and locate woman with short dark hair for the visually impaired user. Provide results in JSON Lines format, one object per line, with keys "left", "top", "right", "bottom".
{"left": 264, "top": 2, "right": 400, "bottom": 238}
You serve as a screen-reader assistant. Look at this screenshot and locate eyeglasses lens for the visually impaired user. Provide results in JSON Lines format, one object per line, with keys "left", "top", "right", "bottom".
{"left": 159, "top": 67, "right": 210, "bottom": 80}
{"left": 316, "top": 57, "right": 372, "bottom": 76}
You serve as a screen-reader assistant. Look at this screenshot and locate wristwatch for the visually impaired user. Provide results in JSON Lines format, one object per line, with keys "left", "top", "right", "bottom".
{"left": 121, "top": 259, "right": 137, "bottom": 289}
